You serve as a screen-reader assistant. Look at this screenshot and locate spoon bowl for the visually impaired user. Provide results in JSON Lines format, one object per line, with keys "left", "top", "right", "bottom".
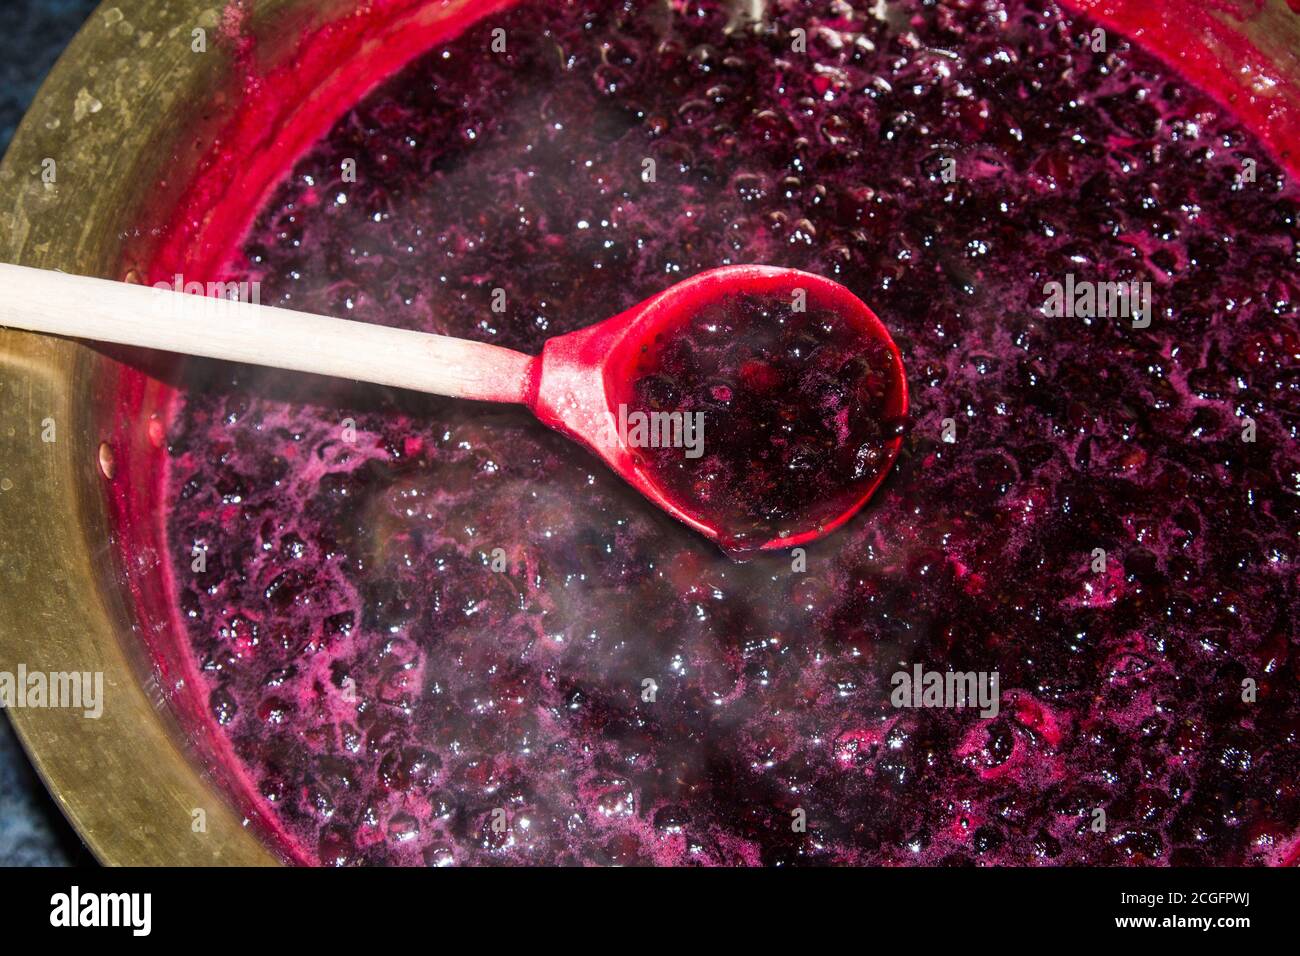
{"left": 530, "top": 265, "right": 909, "bottom": 554}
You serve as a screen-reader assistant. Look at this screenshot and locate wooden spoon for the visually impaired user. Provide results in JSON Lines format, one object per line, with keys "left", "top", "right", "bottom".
{"left": 0, "top": 262, "right": 907, "bottom": 552}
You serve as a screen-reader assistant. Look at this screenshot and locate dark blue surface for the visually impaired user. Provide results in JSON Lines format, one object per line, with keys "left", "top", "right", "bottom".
{"left": 1, "top": 0, "right": 102, "bottom": 867}
{"left": 0, "top": 0, "right": 99, "bottom": 153}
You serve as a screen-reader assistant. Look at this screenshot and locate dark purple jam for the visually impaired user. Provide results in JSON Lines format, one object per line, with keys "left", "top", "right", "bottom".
{"left": 627, "top": 288, "right": 904, "bottom": 550}
{"left": 165, "top": 0, "right": 1300, "bottom": 865}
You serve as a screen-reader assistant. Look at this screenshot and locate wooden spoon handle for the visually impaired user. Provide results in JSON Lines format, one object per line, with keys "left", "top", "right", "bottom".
{"left": 0, "top": 263, "right": 536, "bottom": 404}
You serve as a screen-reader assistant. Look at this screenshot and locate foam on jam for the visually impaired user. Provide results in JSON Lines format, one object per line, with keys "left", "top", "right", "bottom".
{"left": 164, "top": 0, "right": 1300, "bottom": 865}
{"left": 627, "top": 288, "right": 905, "bottom": 552}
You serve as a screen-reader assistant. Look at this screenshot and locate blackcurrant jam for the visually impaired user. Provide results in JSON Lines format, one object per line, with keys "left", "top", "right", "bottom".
{"left": 626, "top": 287, "right": 904, "bottom": 552}
{"left": 163, "top": 0, "right": 1300, "bottom": 865}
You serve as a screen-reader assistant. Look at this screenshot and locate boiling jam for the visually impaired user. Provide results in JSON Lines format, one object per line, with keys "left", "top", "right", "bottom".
{"left": 164, "top": 0, "right": 1300, "bottom": 865}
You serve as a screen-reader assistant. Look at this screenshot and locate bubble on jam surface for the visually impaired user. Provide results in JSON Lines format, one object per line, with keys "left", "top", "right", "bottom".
{"left": 165, "top": 0, "right": 1300, "bottom": 865}
{"left": 627, "top": 288, "right": 903, "bottom": 549}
